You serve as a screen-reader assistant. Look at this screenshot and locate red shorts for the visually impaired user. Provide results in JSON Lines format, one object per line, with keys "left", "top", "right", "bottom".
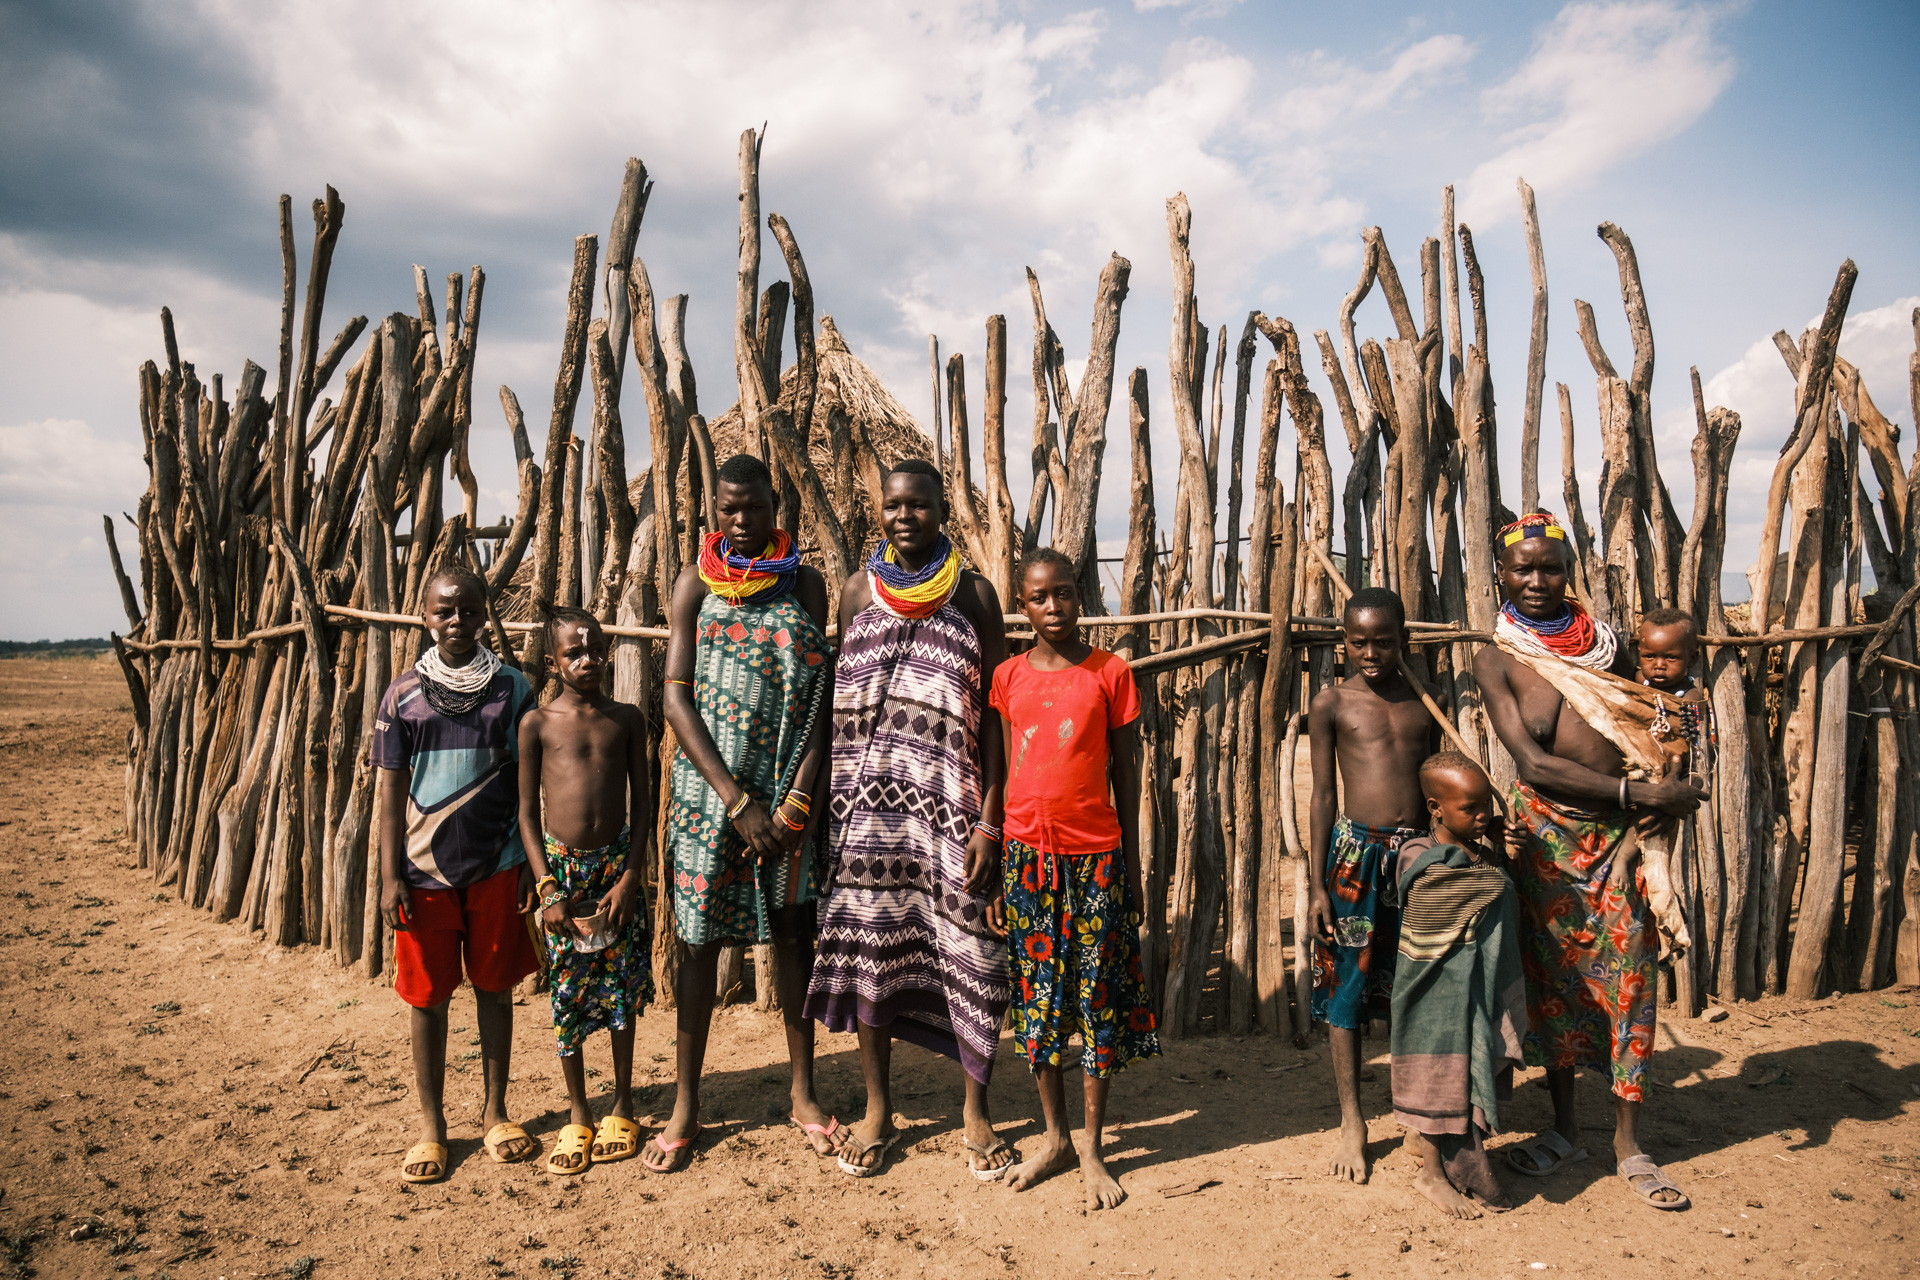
{"left": 394, "top": 863, "right": 538, "bottom": 1008}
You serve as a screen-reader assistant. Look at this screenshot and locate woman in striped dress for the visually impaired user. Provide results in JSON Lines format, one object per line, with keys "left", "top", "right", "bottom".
{"left": 803, "top": 460, "right": 1014, "bottom": 1180}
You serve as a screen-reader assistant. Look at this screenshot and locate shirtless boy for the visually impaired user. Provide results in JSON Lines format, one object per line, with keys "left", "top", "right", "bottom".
{"left": 517, "top": 607, "right": 653, "bottom": 1176}
{"left": 1306, "top": 586, "right": 1439, "bottom": 1184}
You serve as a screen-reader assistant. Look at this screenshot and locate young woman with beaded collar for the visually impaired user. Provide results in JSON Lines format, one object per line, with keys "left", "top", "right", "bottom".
{"left": 801, "top": 459, "right": 1015, "bottom": 1180}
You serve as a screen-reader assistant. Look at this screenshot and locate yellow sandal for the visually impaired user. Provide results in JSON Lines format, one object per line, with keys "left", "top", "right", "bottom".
{"left": 400, "top": 1141, "right": 448, "bottom": 1184}
{"left": 592, "top": 1115, "right": 641, "bottom": 1163}
{"left": 483, "top": 1122, "right": 536, "bottom": 1164}
{"left": 547, "top": 1123, "right": 594, "bottom": 1176}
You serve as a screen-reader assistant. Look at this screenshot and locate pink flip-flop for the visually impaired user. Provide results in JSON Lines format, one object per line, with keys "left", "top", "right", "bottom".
{"left": 644, "top": 1123, "right": 702, "bottom": 1173}
{"left": 789, "top": 1113, "right": 846, "bottom": 1155}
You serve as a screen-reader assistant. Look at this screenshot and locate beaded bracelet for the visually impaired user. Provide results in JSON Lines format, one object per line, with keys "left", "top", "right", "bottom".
{"left": 727, "top": 793, "right": 752, "bottom": 820}
{"left": 782, "top": 794, "right": 811, "bottom": 816}
{"left": 666, "top": 678, "right": 693, "bottom": 688}
{"left": 540, "top": 892, "right": 568, "bottom": 911}
{"left": 971, "top": 820, "right": 1003, "bottom": 842}
{"left": 777, "top": 811, "right": 806, "bottom": 832}
{"left": 534, "top": 875, "right": 559, "bottom": 894}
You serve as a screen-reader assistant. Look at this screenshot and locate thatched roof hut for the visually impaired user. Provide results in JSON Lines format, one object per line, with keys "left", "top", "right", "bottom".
{"left": 707, "top": 315, "right": 932, "bottom": 477}
{"left": 636, "top": 313, "right": 938, "bottom": 570}
{"left": 501, "top": 316, "right": 934, "bottom": 620}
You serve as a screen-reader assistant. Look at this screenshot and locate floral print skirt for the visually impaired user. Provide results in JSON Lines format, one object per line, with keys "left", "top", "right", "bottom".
{"left": 542, "top": 828, "right": 653, "bottom": 1056}
{"left": 1509, "top": 781, "right": 1656, "bottom": 1101}
{"left": 1002, "top": 837, "right": 1159, "bottom": 1078}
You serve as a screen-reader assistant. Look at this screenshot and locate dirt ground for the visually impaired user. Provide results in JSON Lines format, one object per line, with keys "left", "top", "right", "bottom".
{"left": 0, "top": 654, "right": 1916, "bottom": 1280}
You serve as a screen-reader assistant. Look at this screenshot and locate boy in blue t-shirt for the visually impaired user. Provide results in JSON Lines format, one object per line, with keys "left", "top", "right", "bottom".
{"left": 373, "top": 566, "right": 539, "bottom": 1182}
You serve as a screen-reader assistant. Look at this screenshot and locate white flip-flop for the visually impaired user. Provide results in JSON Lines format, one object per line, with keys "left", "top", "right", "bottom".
{"left": 836, "top": 1130, "right": 900, "bottom": 1178}
{"left": 964, "top": 1135, "right": 1015, "bottom": 1182}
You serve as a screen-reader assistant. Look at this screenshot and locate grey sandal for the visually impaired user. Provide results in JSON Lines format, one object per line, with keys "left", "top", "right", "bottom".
{"left": 1618, "top": 1154, "right": 1689, "bottom": 1209}
{"left": 1504, "top": 1130, "right": 1589, "bottom": 1177}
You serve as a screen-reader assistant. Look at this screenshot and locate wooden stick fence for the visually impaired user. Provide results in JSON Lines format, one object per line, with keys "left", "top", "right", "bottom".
{"left": 111, "top": 150, "right": 1920, "bottom": 1032}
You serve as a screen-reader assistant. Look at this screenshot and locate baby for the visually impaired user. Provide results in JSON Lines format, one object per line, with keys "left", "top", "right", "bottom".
{"left": 1635, "top": 607, "right": 1709, "bottom": 782}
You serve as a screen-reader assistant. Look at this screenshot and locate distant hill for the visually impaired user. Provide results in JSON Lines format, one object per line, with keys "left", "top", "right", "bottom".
{"left": 0, "top": 638, "right": 113, "bottom": 656}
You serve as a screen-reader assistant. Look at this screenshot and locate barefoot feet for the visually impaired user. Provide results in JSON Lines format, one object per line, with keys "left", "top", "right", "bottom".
{"left": 1004, "top": 1133, "right": 1076, "bottom": 1193}
{"left": 1081, "top": 1145, "right": 1126, "bottom": 1210}
{"left": 1328, "top": 1117, "right": 1370, "bottom": 1183}
{"left": 1414, "top": 1162, "right": 1483, "bottom": 1220}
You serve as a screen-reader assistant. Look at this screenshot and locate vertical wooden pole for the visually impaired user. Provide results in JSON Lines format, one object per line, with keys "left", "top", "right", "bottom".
{"left": 1518, "top": 178, "right": 1548, "bottom": 516}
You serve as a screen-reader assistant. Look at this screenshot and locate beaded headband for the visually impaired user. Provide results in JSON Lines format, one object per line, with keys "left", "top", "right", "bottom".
{"left": 1499, "top": 511, "right": 1568, "bottom": 547}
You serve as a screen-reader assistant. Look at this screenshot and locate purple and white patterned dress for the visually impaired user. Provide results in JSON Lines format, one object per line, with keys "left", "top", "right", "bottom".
{"left": 802, "top": 600, "right": 1009, "bottom": 1082}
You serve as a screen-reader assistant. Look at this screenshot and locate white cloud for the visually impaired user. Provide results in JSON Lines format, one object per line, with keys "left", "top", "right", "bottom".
{"left": 1458, "top": 1, "right": 1735, "bottom": 225}
{"left": 0, "top": 1, "right": 1791, "bottom": 634}
{"left": 1672, "top": 294, "right": 1918, "bottom": 577}
{"left": 0, "top": 418, "right": 149, "bottom": 509}
{"left": 0, "top": 417, "right": 151, "bottom": 640}
{"left": 1134, "top": 0, "right": 1245, "bottom": 15}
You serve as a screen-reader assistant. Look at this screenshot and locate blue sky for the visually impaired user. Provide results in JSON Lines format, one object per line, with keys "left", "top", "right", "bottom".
{"left": 2, "top": 0, "right": 1916, "bottom": 639}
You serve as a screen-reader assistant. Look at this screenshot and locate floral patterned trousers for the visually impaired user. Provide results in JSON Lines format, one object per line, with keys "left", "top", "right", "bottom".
{"left": 542, "top": 828, "right": 653, "bottom": 1056}
{"left": 1002, "top": 838, "right": 1160, "bottom": 1078}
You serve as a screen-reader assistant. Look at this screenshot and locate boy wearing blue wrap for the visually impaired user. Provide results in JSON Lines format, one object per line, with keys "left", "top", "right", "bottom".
{"left": 1306, "top": 587, "right": 1440, "bottom": 1185}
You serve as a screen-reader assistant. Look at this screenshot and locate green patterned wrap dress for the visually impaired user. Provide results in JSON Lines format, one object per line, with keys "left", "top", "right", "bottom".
{"left": 665, "top": 592, "right": 832, "bottom": 946}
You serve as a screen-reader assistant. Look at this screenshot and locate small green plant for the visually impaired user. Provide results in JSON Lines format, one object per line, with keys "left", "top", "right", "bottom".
{"left": 103, "top": 1224, "right": 148, "bottom": 1257}
{"left": 285, "top": 1257, "right": 317, "bottom": 1280}
{"left": 152, "top": 1000, "right": 180, "bottom": 1014}
{"left": 136, "top": 1022, "right": 164, "bottom": 1036}
{"left": 0, "top": 1226, "right": 40, "bottom": 1269}
{"left": 1830, "top": 1188, "right": 1854, "bottom": 1202}
{"left": 335, "top": 998, "right": 361, "bottom": 1009}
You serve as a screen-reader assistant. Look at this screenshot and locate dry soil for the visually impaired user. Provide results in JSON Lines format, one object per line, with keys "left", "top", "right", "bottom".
{"left": 0, "top": 655, "right": 1915, "bottom": 1280}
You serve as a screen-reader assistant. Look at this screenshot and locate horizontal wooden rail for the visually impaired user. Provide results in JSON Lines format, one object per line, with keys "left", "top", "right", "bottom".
{"left": 120, "top": 608, "right": 1899, "bottom": 658}
{"left": 1128, "top": 627, "right": 1268, "bottom": 676}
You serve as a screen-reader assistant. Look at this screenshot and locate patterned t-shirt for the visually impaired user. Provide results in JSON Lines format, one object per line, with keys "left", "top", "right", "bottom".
{"left": 370, "top": 665, "right": 535, "bottom": 891}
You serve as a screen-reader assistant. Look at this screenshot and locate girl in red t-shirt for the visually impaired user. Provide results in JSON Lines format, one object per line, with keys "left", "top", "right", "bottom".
{"left": 990, "top": 548, "right": 1160, "bottom": 1210}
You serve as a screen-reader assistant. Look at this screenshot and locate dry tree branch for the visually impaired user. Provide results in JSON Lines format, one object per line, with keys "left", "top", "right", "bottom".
{"left": 1518, "top": 178, "right": 1548, "bottom": 515}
